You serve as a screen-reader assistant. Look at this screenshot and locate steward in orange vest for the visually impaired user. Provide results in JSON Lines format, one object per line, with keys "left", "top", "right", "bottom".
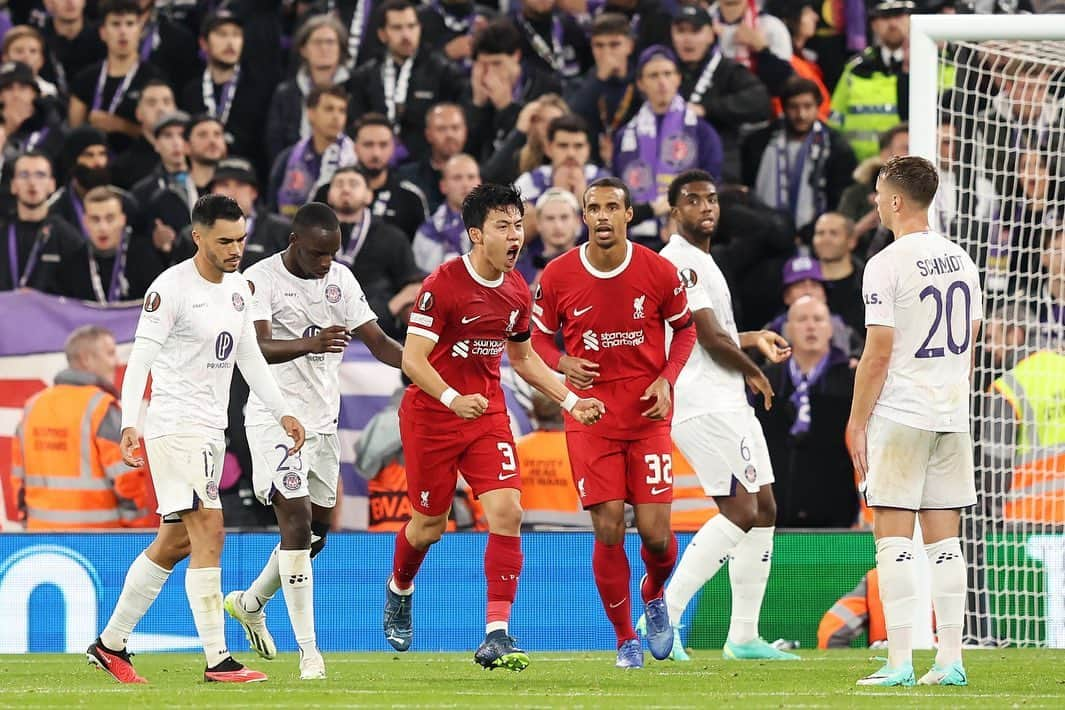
{"left": 817, "top": 569, "right": 887, "bottom": 649}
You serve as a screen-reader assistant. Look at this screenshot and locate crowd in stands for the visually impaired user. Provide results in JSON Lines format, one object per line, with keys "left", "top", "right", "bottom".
{"left": 4, "top": 0, "right": 1064, "bottom": 533}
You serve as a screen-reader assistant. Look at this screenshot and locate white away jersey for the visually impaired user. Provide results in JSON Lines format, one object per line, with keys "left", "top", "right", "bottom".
{"left": 863, "top": 230, "right": 983, "bottom": 432}
{"left": 660, "top": 234, "right": 748, "bottom": 420}
{"left": 135, "top": 259, "right": 256, "bottom": 437}
{"left": 243, "top": 254, "right": 377, "bottom": 433}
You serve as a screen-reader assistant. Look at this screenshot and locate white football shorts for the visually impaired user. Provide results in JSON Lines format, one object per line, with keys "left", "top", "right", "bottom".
{"left": 672, "top": 408, "right": 774, "bottom": 496}
{"left": 864, "top": 413, "right": 977, "bottom": 511}
{"left": 145, "top": 433, "right": 226, "bottom": 519}
{"left": 247, "top": 424, "right": 340, "bottom": 508}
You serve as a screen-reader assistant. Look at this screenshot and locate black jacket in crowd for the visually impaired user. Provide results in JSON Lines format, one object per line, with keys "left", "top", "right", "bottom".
{"left": 345, "top": 216, "right": 424, "bottom": 339}
{"left": 0, "top": 215, "right": 83, "bottom": 294}
{"left": 368, "top": 171, "right": 430, "bottom": 242}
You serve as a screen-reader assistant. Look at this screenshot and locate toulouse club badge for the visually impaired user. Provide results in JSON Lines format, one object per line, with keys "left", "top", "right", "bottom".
{"left": 325, "top": 284, "right": 342, "bottom": 303}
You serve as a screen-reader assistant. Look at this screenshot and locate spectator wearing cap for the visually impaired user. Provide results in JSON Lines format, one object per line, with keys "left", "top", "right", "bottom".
{"left": 305, "top": 0, "right": 388, "bottom": 70}
{"left": 598, "top": 0, "right": 674, "bottom": 54}
{"left": 268, "top": 85, "right": 356, "bottom": 218}
{"left": 613, "top": 45, "right": 722, "bottom": 245}
{"left": 514, "top": 0, "right": 592, "bottom": 92}
{"left": 39, "top": 0, "right": 106, "bottom": 96}
{"left": 764, "top": 254, "right": 863, "bottom": 358}
{"left": 395, "top": 101, "right": 468, "bottom": 212}
{"left": 2, "top": 25, "right": 60, "bottom": 98}
{"left": 0, "top": 60, "right": 65, "bottom": 201}
{"left": 812, "top": 211, "right": 865, "bottom": 335}
{"left": 411, "top": 153, "right": 479, "bottom": 273}
{"left": 417, "top": 0, "right": 491, "bottom": 68}
{"left": 517, "top": 186, "right": 582, "bottom": 287}
{"left": 265, "top": 15, "right": 351, "bottom": 160}
{"left": 743, "top": 76, "right": 856, "bottom": 242}
{"left": 323, "top": 165, "right": 424, "bottom": 339}
{"left": 131, "top": 110, "right": 195, "bottom": 259}
{"left": 0, "top": 151, "right": 82, "bottom": 294}
{"left": 464, "top": 18, "right": 562, "bottom": 165}
{"left": 352, "top": 112, "right": 430, "bottom": 240}
{"left": 670, "top": 5, "right": 771, "bottom": 183}
{"left": 566, "top": 13, "right": 638, "bottom": 167}
{"left": 58, "top": 185, "right": 164, "bottom": 302}
{"left": 348, "top": 0, "right": 468, "bottom": 164}
{"left": 68, "top": 0, "right": 163, "bottom": 154}
{"left": 111, "top": 79, "right": 177, "bottom": 190}
{"left": 134, "top": 0, "right": 199, "bottom": 93}
{"left": 829, "top": 0, "right": 913, "bottom": 161}
{"left": 764, "top": 0, "right": 832, "bottom": 123}
{"left": 708, "top": 0, "right": 794, "bottom": 92}
{"left": 180, "top": 8, "right": 273, "bottom": 178}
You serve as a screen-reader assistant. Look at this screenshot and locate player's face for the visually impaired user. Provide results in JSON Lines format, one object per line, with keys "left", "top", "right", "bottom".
{"left": 471, "top": 205, "right": 524, "bottom": 273}
{"left": 672, "top": 181, "right": 719, "bottom": 241}
{"left": 292, "top": 227, "right": 341, "bottom": 279}
{"left": 84, "top": 197, "right": 126, "bottom": 251}
{"left": 546, "top": 129, "right": 589, "bottom": 169}
{"left": 812, "top": 214, "right": 853, "bottom": 262}
{"left": 583, "top": 185, "right": 632, "bottom": 250}
{"left": 874, "top": 175, "right": 895, "bottom": 231}
{"left": 193, "top": 217, "right": 247, "bottom": 273}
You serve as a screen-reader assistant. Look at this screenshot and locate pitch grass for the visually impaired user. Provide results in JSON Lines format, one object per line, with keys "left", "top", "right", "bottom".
{"left": 1, "top": 649, "right": 1063, "bottom": 708}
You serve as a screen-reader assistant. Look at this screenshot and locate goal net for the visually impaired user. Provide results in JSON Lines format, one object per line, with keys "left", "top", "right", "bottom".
{"left": 912, "top": 15, "right": 1065, "bottom": 648}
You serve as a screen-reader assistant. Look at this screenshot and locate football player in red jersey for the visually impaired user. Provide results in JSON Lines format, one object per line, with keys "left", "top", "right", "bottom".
{"left": 531, "top": 177, "right": 698, "bottom": 668}
{"left": 382, "top": 183, "right": 605, "bottom": 671}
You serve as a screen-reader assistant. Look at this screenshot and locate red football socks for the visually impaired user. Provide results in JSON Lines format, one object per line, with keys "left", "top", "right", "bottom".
{"left": 593, "top": 540, "right": 636, "bottom": 646}
{"left": 391, "top": 522, "right": 428, "bottom": 590}
{"left": 485, "top": 533, "right": 523, "bottom": 623}
{"left": 640, "top": 534, "right": 678, "bottom": 602}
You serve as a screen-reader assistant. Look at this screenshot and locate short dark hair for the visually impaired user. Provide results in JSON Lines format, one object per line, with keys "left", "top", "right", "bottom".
{"left": 184, "top": 113, "right": 223, "bottom": 140}
{"left": 879, "top": 155, "right": 939, "bottom": 208}
{"left": 546, "top": 114, "right": 588, "bottom": 143}
{"left": 584, "top": 176, "right": 631, "bottom": 209}
{"left": 139, "top": 78, "right": 173, "bottom": 98}
{"left": 377, "top": 0, "right": 416, "bottom": 30}
{"left": 98, "top": 0, "right": 142, "bottom": 20}
{"left": 879, "top": 122, "right": 909, "bottom": 152}
{"left": 472, "top": 18, "right": 521, "bottom": 58}
{"left": 192, "top": 194, "right": 245, "bottom": 228}
{"left": 307, "top": 85, "right": 349, "bottom": 109}
{"left": 293, "top": 201, "right": 341, "bottom": 234}
{"left": 461, "top": 183, "right": 524, "bottom": 232}
{"left": 779, "top": 76, "right": 823, "bottom": 108}
{"left": 591, "top": 12, "right": 630, "bottom": 37}
{"left": 352, "top": 112, "right": 393, "bottom": 138}
{"left": 667, "top": 169, "right": 715, "bottom": 207}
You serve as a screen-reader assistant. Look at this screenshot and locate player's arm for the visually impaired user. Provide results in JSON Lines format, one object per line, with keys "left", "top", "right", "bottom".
{"left": 846, "top": 324, "right": 894, "bottom": 479}
{"left": 693, "top": 308, "right": 777, "bottom": 409}
{"left": 507, "top": 337, "right": 605, "bottom": 425}
{"left": 352, "top": 320, "right": 403, "bottom": 369}
{"left": 401, "top": 331, "right": 487, "bottom": 420}
{"left": 236, "top": 313, "right": 306, "bottom": 453}
{"left": 254, "top": 319, "right": 351, "bottom": 364}
{"left": 738, "top": 330, "right": 792, "bottom": 363}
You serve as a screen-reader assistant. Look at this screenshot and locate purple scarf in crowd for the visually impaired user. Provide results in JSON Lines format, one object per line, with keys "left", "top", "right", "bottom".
{"left": 277, "top": 135, "right": 356, "bottom": 216}
{"left": 615, "top": 95, "right": 699, "bottom": 204}
{"left": 787, "top": 346, "right": 848, "bottom": 437}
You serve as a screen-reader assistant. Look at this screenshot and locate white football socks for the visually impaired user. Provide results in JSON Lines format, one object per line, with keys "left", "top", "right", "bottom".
{"left": 727, "top": 526, "right": 775, "bottom": 645}
{"left": 100, "top": 552, "right": 171, "bottom": 651}
{"left": 279, "top": 549, "right": 317, "bottom": 655}
{"left": 186, "top": 567, "right": 229, "bottom": 667}
{"left": 926, "top": 537, "right": 966, "bottom": 667}
{"left": 244, "top": 544, "right": 281, "bottom": 613}
{"left": 665, "top": 514, "right": 746, "bottom": 625}
{"left": 876, "top": 536, "right": 916, "bottom": 669}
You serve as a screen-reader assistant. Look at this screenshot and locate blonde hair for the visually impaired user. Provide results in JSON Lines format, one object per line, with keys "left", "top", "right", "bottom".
{"left": 518, "top": 94, "right": 570, "bottom": 174}
{"left": 535, "top": 187, "right": 580, "bottom": 215}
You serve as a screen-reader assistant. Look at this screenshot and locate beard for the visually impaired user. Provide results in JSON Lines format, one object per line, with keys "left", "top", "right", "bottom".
{"left": 73, "top": 164, "right": 111, "bottom": 190}
{"left": 359, "top": 164, "right": 386, "bottom": 181}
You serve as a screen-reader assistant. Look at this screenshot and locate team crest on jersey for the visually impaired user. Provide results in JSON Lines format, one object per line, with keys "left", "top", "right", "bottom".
{"left": 505, "top": 309, "right": 519, "bottom": 334}
{"left": 205, "top": 480, "right": 219, "bottom": 500}
{"left": 283, "top": 472, "right": 302, "bottom": 491}
{"left": 679, "top": 268, "right": 698, "bottom": 289}
{"left": 663, "top": 132, "right": 696, "bottom": 168}
{"left": 418, "top": 291, "right": 434, "bottom": 311}
{"left": 744, "top": 464, "right": 757, "bottom": 483}
{"left": 633, "top": 295, "right": 646, "bottom": 319}
{"left": 232, "top": 292, "right": 245, "bottom": 311}
{"left": 420, "top": 490, "right": 430, "bottom": 508}
{"left": 325, "top": 284, "right": 341, "bottom": 303}
{"left": 143, "top": 291, "right": 161, "bottom": 312}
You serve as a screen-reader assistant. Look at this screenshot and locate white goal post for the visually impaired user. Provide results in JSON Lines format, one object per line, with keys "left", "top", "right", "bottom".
{"left": 909, "top": 14, "right": 1065, "bottom": 648}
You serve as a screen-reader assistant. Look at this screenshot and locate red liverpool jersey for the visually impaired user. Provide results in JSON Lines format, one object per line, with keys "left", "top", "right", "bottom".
{"left": 405, "top": 255, "right": 532, "bottom": 416}
{"left": 533, "top": 241, "right": 689, "bottom": 438}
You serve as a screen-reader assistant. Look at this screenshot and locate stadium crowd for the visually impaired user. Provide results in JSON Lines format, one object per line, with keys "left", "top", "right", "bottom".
{"left": 4, "top": 0, "right": 1065, "bottom": 534}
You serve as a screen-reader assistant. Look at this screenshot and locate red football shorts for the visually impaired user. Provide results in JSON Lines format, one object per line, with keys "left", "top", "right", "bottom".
{"left": 399, "top": 406, "right": 520, "bottom": 517}
{"left": 565, "top": 430, "right": 675, "bottom": 508}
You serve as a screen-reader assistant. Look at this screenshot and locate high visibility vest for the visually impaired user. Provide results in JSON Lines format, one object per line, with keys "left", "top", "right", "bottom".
{"left": 771, "top": 54, "right": 832, "bottom": 122}
{"left": 11, "top": 384, "right": 147, "bottom": 530}
{"left": 365, "top": 459, "right": 473, "bottom": 532}
{"left": 669, "top": 447, "right": 719, "bottom": 532}
{"left": 993, "top": 351, "right": 1065, "bottom": 524}
{"left": 817, "top": 569, "right": 886, "bottom": 649}
{"left": 828, "top": 50, "right": 900, "bottom": 162}
{"left": 516, "top": 430, "right": 592, "bottom": 528}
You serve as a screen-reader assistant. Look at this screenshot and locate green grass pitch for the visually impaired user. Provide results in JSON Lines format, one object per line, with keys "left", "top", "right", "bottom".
{"left": 1, "top": 649, "right": 1062, "bottom": 708}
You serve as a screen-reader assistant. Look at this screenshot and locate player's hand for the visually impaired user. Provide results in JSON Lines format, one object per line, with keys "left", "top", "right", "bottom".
{"left": 120, "top": 427, "right": 144, "bottom": 467}
{"left": 570, "top": 397, "right": 606, "bottom": 426}
{"left": 751, "top": 330, "right": 792, "bottom": 363}
{"left": 745, "top": 371, "right": 775, "bottom": 410}
{"left": 559, "top": 355, "right": 600, "bottom": 390}
{"left": 450, "top": 393, "right": 489, "bottom": 420}
{"left": 281, "top": 415, "right": 306, "bottom": 455}
{"left": 640, "top": 377, "right": 672, "bottom": 420}
{"left": 308, "top": 325, "right": 351, "bottom": 354}
{"left": 846, "top": 419, "right": 869, "bottom": 483}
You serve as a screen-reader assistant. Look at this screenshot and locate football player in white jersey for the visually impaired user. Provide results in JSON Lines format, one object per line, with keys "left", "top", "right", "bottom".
{"left": 848, "top": 156, "right": 982, "bottom": 688}
{"left": 87, "top": 195, "right": 306, "bottom": 685}
{"left": 223, "top": 202, "right": 403, "bottom": 680}
{"left": 644, "top": 170, "right": 796, "bottom": 661}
